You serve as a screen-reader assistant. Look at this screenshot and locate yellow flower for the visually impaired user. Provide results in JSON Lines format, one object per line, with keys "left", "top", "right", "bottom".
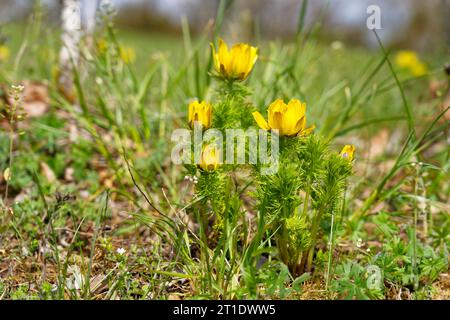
{"left": 395, "top": 51, "right": 419, "bottom": 68}
{"left": 340, "top": 145, "right": 355, "bottom": 161}
{"left": 410, "top": 61, "right": 427, "bottom": 77}
{"left": 0, "top": 45, "right": 10, "bottom": 62}
{"left": 252, "top": 99, "right": 315, "bottom": 136}
{"left": 199, "top": 145, "right": 220, "bottom": 171}
{"left": 188, "top": 100, "right": 212, "bottom": 129}
{"left": 395, "top": 50, "right": 427, "bottom": 77}
{"left": 211, "top": 38, "right": 258, "bottom": 81}
{"left": 96, "top": 38, "right": 108, "bottom": 54}
{"left": 119, "top": 46, "right": 136, "bottom": 64}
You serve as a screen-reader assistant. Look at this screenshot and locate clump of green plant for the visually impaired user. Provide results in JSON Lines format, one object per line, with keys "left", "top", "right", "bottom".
{"left": 371, "top": 230, "right": 448, "bottom": 297}
{"left": 255, "top": 135, "right": 353, "bottom": 276}
{"left": 331, "top": 260, "right": 385, "bottom": 300}
{"left": 182, "top": 39, "right": 258, "bottom": 234}
{"left": 180, "top": 37, "right": 355, "bottom": 284}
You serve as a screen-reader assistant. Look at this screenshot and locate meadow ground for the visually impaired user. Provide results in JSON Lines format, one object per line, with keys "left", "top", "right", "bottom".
{"left": 0, "top": 7, "right": 449, "bottom": 300}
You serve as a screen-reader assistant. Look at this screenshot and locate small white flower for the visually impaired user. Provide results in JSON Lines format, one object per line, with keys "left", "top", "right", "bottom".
{"left": 116, "top": 247, "right": 126, "bottom": 255}
{"left": 184, "top": 175, "right": 199, "bottom": 184}
{"left": 11, "top": 84, "right": 25, "bottom": 92}
{"left": 356, "top": 238, "right": 363, "bottom": 248}
{"left": 331, "top": 41, "right": 344, "bottom": 51}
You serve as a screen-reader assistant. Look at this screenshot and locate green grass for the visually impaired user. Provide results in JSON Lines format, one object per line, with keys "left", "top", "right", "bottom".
{"left": 0, "top": 4, "right": 449, "bottom": 300}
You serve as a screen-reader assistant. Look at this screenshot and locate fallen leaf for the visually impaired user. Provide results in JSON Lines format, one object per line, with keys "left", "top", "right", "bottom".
{"left": 22, "top": 81, "right": 49, "bottom": 117}
{"left": 40, "top": 162, "right": 56, "bottom": 182}
{"left": 64, "top": 167, "right": 75, "bottom": 182}
{"left": 3, "top": 167, "right": 11, "bottom": 181}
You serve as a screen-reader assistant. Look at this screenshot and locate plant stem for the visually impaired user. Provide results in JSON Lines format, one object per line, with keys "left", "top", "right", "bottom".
{"left": 412, "top": 164, "right": 420, "bottom": 291}
{"left": 305, "top": 207, "right": 324, "bottom": 272}
{"left": 325, "top": 210, "right": 335, "bottom": 290}
{"left": 4, "top": 123, "right": 14, "bottom": 204}
{"left": 302, "top": 180, "right": 310, "bottom": 217}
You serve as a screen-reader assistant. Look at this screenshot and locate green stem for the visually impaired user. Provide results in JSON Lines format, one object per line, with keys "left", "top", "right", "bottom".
{"left": 305, "top": 207, "right": 324, "bottom": 272}
{"left": 4, "top": 125, "right": 14, "bottom": 204}
{"left": 412, "top": 165, "right": 420, "bottom": 291}
{"left": 278, "top": 228, "right": 289, "bottom": 267}
{"left": 325, "top": 211, "right": 335, "bottom": 290}
{"left": 302, "top": 180, "right": 310, "bottom": 217}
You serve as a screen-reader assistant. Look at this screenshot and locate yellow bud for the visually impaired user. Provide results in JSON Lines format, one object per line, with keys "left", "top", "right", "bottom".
{"left": 199, "top": 145, "right": 220, "bottom": 171}
{"left": 340, "top": 145, "right": 356, "bottom": 161}
{"left": 188, "top": 100, "right": 212, "bottom": 129}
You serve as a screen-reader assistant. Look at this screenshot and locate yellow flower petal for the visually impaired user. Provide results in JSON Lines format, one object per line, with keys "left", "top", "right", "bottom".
{"left": 298, "top": 124, "right": 315, "bottom": 136}
{"left": 267, "top": 99, "right": 284, "bottom": 129}
{"left": 340, "top": 145, "right": 355, "bottom": 161}
{"left": 287, "top": 116, "right": 304, "bottom": 136}
{"left": 283, "top": 99, "right": 306, "bottom": 135}
{"left": 188, "top": 100, "right": 212, "bottom": 129}
{"left": 199, "top": 145, "right": 220, "bottom": 171}
{"left": 252, "top": 111, "right": 270, "bottom": 130}
{"left": 218, "top": 38, "right": 229, "bottom": 73}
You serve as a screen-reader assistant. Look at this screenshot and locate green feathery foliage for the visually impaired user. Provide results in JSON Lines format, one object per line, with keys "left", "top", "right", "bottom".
{"left": 254, "top": 133, "right": 353, "bottom": 275}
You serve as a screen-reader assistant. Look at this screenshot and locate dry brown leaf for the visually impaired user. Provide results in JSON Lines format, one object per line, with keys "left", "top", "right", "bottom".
{"left": 22, "top": 81, "right": 50, "bottom": 117}
{"left": 64, "top": 167, "right": 75, "bottom": 182}
{"left": 69, "top": 123, "right": 79, "bottom": 142}
{"left": 40, "top": 162, "right": 56, "bottom": 182}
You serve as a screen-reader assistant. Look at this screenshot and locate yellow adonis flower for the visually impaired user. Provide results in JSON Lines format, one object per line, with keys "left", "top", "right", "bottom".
{"left": 211, "top": 38, "right": 258, "bottom": 81}
{"left": 188, "top": 100, "right": 212, "bottom": 129}
{"left": 409, "top": 61, "right": 427, "bottom": 77}
{"left": 395, "top": 51, "right": 419, "bottom": 69}
{"left": 199, "top": 145, "right": 220, "bottom": 171}
{"left": 340, "top": 145, "right": 355, "bottom": 161}
{"left": 0, "top": 45, "right": 10, "bottom": 62}
{"left": 252, "top": 99, "right": 315, "bottom": 137}
{"left": 395, "top": 50, "right": 427, "bottom": 77}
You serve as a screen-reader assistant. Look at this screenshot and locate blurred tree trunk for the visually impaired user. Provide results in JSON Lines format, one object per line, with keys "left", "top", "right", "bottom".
{"left": 58, "top": 0, "right": 81, "bottom": 102}
{"left": 84, "top": 0, "right": 98, "bottom": 35}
